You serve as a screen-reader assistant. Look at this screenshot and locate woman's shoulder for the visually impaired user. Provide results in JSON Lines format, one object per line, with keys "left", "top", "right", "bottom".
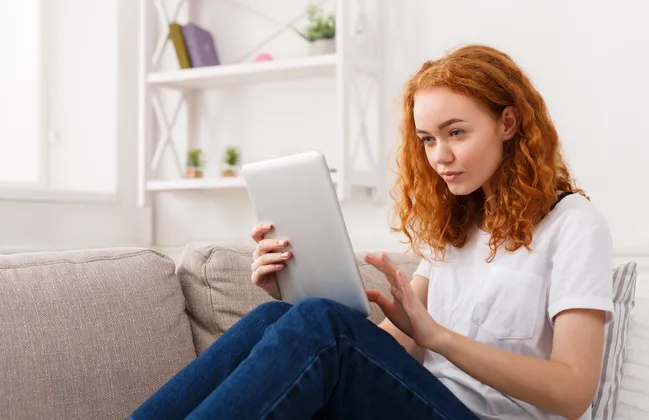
{"left": 545, "top": 192, "right": 610, "bottom": 233}
{"left": 537, "top": 192, "right": 612, "bottom": 255}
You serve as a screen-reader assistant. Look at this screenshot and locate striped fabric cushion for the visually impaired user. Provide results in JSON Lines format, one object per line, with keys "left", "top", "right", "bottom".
{"left": 592, "top": 262, "right": 638, "bottom": 420}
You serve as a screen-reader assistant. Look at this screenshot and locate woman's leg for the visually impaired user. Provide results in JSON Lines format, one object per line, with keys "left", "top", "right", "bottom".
{"left": 186, "top": 298, "right": 478, "bottom": 420}
{"left": 130, "top": 301, "right": 292, "bottom": 420}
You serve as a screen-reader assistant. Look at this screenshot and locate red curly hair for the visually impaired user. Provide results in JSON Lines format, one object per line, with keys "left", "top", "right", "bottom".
{"left": 390, "top": 45, "right": 586, "bottom": 263}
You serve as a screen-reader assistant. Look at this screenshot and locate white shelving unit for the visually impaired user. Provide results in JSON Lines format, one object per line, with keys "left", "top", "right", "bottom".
{"left": 137, "top": 0, "right": 385, "bottom": 207}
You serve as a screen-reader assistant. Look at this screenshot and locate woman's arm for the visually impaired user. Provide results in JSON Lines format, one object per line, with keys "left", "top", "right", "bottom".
{"left": 377, "top": 275, "right": 428, "bottom": 359}
{"left": 364, "top": 252, "right": 607, "bottom": 420}
{"left": 426, "top": 308, "right": 606, "bottom": 420}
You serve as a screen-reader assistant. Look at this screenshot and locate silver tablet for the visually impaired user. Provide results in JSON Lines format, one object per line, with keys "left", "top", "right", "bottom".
{"left": 242, "top": 151, "right": 371, "bottom": 318}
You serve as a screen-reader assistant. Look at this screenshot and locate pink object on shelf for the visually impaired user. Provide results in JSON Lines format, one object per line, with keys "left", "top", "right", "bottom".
{"left": 253, "top": 53, "right": 274, "bottom": 62}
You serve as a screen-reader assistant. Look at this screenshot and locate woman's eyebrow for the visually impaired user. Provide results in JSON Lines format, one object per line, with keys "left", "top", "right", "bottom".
{"left": 415, "top": 119, "right": 466, "bottom": 135}
{"left": 438, "top": 118, "right": 465, "bottom": 130}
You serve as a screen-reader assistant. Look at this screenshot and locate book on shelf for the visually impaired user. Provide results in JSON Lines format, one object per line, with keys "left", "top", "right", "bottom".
{"left": 168, "top": 23, "right": 192, "bottom": 69}
{"left": 182, "top": 23, "right": 221, "bottom": 67}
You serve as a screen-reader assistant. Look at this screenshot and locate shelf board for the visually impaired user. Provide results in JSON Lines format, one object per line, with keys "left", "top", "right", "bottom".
{"left": 147, "top": 54, "right": 337, "bottom": 90}
{"left": 147, "top": 172, "right": 339, "bottom": 192}
{"left": 147, "top": 177, "right": 247, "bottom": 192}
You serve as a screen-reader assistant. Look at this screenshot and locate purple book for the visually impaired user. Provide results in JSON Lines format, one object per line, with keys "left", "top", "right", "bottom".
{"left": 182, "top": 23, "right": 220, "bottom": 67}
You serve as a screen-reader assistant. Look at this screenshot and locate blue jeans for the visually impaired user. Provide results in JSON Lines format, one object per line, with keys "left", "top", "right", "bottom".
{"left": 131, "top": 298, "right": 478, "bottom": 420}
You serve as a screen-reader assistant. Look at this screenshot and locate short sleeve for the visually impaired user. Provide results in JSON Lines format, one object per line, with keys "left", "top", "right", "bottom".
{"left": 547, "top": 223, "right": 615, "bottom": 326}
{"left": 413, "top": 257, "right": 434, "bottom": 280}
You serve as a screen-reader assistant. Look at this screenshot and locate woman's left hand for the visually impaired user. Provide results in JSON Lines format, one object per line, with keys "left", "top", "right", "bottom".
{"left": 364, "top": 252, "right": 440, "bottom": 348}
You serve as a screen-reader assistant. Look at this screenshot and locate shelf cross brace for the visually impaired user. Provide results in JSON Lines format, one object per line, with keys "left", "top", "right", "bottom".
{"left": 351, "top": 80, "right": 378, "bottom": 172}
{"left": 213, "top": 0, "right": 329, "bottom": 63}
{"left": 151, "top": 91, "right": 185, "bottom": 177}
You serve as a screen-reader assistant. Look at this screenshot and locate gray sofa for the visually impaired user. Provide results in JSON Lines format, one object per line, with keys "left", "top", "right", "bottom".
{"left": 0, "top": 242, "right": 419, "bottom": 419}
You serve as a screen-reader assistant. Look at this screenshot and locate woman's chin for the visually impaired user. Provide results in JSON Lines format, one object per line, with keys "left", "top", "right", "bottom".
{"left": 447, "top": 183, "right": 478, "bottom": 196}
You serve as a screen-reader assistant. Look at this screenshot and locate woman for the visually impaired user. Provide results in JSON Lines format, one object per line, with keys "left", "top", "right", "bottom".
{"left": 131, "top": 45, "right": 614, "bottom": 420}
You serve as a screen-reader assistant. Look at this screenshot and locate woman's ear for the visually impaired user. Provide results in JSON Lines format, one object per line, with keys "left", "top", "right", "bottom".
{"left": 501, "top": 106, "right": 518, "bottom": 140}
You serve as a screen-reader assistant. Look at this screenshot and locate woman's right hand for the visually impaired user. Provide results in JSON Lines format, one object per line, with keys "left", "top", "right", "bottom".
{"left": 250, "top": 223, "right": 291, "bottom": 300}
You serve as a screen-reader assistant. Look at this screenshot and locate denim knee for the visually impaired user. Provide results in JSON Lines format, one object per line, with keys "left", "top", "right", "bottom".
{"left": 294, "top": 297, "right": 361, "bottom": 321}
{"left": 253, "top": 300, "right": 292, "bottom": 318}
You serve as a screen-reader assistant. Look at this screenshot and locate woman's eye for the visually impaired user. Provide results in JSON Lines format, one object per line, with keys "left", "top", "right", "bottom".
{"left": 420, "top": 136, "right": 435, "bottom": 144}
{"left": 450, "top": 129, "right": 464, "bottom": 137}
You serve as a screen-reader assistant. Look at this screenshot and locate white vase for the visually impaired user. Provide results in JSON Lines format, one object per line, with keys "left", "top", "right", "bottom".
{"left": 308, "top": 38, "right": 336, "bottom": 56}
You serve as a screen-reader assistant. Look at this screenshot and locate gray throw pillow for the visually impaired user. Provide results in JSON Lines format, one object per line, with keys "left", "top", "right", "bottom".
{"left": 592, "top": 262, "right": 638, "bottom": 420}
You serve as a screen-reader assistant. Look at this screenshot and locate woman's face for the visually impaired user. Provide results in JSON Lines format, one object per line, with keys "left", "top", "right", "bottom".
{"left": 413, "top": 87, "right": 516, "bottom": 196}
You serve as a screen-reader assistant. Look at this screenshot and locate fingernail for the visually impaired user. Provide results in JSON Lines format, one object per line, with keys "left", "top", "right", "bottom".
{"left": 263, "top": 224, "right": 272, "bottom": 229}
{"left": 278, "top": 240, "right": 286, "bottom": 246}
{"left": 281, "top": 252, "right": 290, "bottom": 258}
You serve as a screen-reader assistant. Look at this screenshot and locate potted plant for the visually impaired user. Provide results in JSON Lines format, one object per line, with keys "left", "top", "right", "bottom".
{"left": 185, "top": 148, "right": 205, "bottom": 178}
{"left": 295, "top": 4, "right": 336, "bottom": 56}
{"left": 222, "top": 146, "right": 241, "bottom": 177}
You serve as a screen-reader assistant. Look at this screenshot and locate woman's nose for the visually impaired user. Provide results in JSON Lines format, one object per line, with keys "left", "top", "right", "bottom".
{"left": 432, "top": 142, "right": 454, "bottom": 166}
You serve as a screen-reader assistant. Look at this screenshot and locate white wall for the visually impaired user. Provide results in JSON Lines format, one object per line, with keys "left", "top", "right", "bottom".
{"left": 405, "top": 0, "right": 649, "bottom": 251}
{"left": 0, "top": 0, "right": 150, "bottom": 253}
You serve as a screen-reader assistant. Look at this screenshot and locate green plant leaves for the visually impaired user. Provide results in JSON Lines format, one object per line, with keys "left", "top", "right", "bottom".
{"left": 187, "top": 148, "right": 204, "bottom": 168}
{"left": 296, "top": 4, "right": 335, "bottom": 42}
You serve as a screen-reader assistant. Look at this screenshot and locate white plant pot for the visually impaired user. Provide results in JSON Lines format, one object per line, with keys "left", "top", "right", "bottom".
{"left": 308, "top": 38, "right": 336, "bottom": 56}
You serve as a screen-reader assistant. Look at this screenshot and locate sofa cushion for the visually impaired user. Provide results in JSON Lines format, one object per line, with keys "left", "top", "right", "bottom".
{"left": 0, "top": 248, "right": 196, "bottom": 420}
{"left": 592, "top": 261, "right": 638, "bottom": 420}
{"left": 615, "top": 261, "right": 649, "bottom": 420}
{"left": 178, "top": 242, "right": 420, "bottom": 354}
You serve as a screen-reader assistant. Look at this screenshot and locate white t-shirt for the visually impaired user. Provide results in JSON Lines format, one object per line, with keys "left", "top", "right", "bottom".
{"left": 414, "top": 193, "right": 615, "bottom": 420}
